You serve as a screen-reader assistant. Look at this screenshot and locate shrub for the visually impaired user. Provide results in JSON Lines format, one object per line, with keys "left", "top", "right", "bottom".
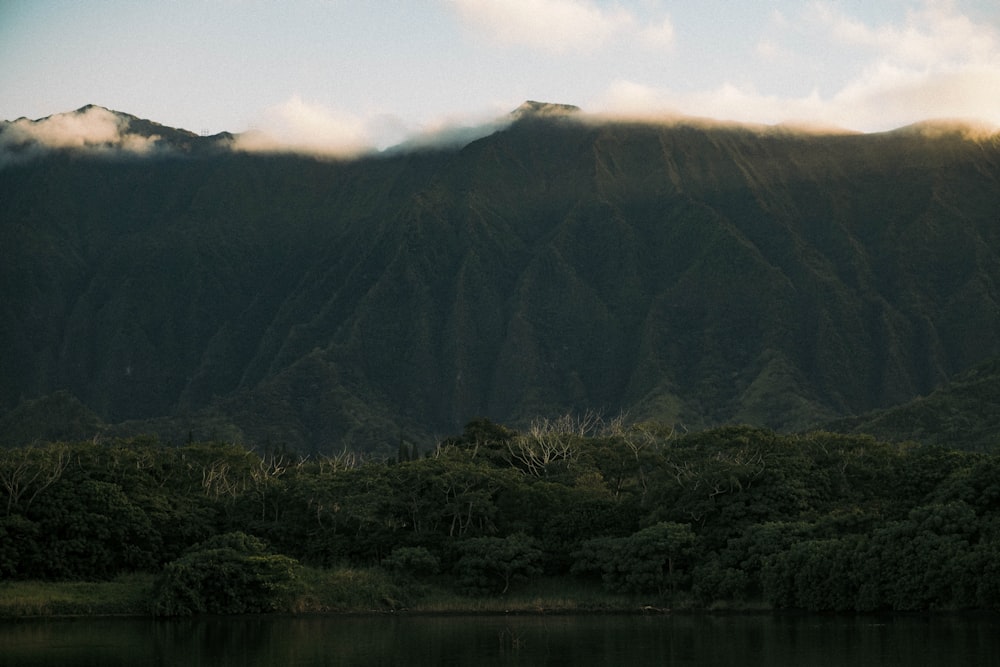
{"left": 152, "top": 532, "right": 300, "bottom": 615}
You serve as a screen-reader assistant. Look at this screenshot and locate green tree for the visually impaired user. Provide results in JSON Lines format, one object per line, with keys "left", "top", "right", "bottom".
{"left": 863, "top": 502, "right": 981, "bottom": 610}
{"left": 153, "top": 532, "right": 300, "bottom": 615}
{"left": 761, "top": 536, "right": 862, "bottom": 611}
{"left": 454, "top": 533, "right": 542, "bottom": 595}
{"left": 722, "top": 520, "right": 815, "bottom": 602}
{"left": 572, "top": 521, "right": 697, "bottom": 598}
{"left": 382, "top": 545, "right": 441, "bottom": 577}
{"left": 27, "top": 478, "right": 159, "bottom": 579}
{"left": 690, "top": 558, "right": 750, "bottom": 605}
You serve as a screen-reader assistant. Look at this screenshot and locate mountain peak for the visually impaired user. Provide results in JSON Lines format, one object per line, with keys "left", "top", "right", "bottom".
{"left": 74, "top": 103, "right": 110, "bottom": 114}
{"left": 510, "top": 100, "right": 581, "bottom": 121}
{"left": 1, "top": 105, "right": 231, "bottom": 157}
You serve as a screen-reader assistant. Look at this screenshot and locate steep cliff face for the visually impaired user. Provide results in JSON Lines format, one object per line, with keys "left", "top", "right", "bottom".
{"left": 3, "top": 109, "right": 999, "bottom": 451}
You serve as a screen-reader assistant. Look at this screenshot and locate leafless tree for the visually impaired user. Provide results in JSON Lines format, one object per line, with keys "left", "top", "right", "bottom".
{"left": 0, "top": 443, "right": 69, "bottom": 515}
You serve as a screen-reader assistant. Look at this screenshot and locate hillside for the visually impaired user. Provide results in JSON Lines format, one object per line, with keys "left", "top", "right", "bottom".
{"left": 2, "top": 106, "right": 1000, "bottom": 453}
{"left": 827, "top": 356, "right": 1000, "bottom": 451}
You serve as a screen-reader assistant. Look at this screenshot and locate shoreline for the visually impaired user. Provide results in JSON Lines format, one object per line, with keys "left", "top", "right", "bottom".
{"left": 4, "top": 575, "right": 992, "bottom": 620}
{"left": 0, "top": 572, "right": 763, "bottom": 618}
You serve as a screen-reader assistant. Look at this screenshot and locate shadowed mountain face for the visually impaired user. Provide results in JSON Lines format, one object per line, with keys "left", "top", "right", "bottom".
{"left": 2, "top": 108, "right": 1000, "bottom": 452}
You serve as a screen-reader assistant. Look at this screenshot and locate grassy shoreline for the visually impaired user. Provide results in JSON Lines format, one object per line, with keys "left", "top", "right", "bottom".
{"left": 0, "top": 571, "right": 770, "bottom": 618}
{"left": 0, "top": 574, "right": 156, "bottom": 617}
{"left": 4, "top": 575, "right": 990, "bottom": 619}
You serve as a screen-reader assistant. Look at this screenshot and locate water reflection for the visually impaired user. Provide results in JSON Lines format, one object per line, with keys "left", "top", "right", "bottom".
{"left": 0, "top": 613, "right": 997, "bottom": 666}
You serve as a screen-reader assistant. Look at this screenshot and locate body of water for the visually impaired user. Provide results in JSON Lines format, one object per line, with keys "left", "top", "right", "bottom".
{"left": 1, "top": 613, "right": 998, "bottom": 666}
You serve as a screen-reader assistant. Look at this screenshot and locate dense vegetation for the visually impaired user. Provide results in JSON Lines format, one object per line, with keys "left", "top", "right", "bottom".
{"left": 4, "top": 109, "right": 1000, "bottom": 453}
{"left": 2, "top": 420, "right": 998, "bottom": 614}
{"left": 828, "top": 356, "right": 1000, "bottom": 451}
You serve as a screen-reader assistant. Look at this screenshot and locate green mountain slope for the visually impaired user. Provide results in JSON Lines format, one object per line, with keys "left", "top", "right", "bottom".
{"left": 2, "top": 107, "right": 1000, "bottom": 452}
{"left": 827, "top": 355, "right": 1000, "bottom": 451}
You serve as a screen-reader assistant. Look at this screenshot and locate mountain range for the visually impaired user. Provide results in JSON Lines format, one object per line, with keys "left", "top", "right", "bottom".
{"left": 2, "top": 104, "right": 999, "bottom": 453}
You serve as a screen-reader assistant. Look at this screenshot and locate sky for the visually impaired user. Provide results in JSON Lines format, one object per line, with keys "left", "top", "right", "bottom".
{"left": 2, "top": 0, "right": 1000, "bottom": 153}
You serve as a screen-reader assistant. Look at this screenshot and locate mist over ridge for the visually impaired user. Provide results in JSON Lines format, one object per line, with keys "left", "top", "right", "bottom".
{"left": 4, "top": 102, "right": 998, "bottom": 165}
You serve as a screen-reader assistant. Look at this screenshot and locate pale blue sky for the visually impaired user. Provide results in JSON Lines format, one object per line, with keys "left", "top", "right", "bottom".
{"left": 2, "top": 0, "right": 999, "bottom": 151}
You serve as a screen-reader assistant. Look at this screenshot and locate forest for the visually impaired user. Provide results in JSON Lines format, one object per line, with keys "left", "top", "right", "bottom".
{"left": 2, "top": 417, "right": 998, "bottom": 615}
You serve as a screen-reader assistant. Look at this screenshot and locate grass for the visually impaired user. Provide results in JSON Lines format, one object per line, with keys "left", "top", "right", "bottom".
{"left": 287, "top": 566, "right": 412, "bottom": 613}
{"left": 0, "top": 570, "right": 762, "bottom": 618}
{"left": 0, "top": 573, "right": 156, "bottom": 617}
{"left": 402, "top": 577, "right": 669, "bottom": 614}
{"left": 287, "top": 570, "right": 689, "bottom": 615}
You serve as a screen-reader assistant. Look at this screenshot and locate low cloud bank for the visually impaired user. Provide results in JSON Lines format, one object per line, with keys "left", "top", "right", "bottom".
{"left": 230, "top": 96, "right": 374, "bottom": 157}
{"left": 0, "top": 100, "right": 515, "bottom": 165}
{"left": 5, "top": 91, "right": 997, "bottom": 170}
{"left": 0, "top": 106, "right": 162, "bottom": 165}
{"left": 592, "top": 70, "right": 1000, "bottom": 136}
{"left": 231, "top": 96, "right": 514, "bottom": 157}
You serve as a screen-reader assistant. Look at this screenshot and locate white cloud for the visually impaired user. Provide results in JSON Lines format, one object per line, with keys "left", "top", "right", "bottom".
{"left": 0, "top": 106, "right": 160, "bottom": 163}
{"left": 598, "top": 79, "right": 828, "bottom": 128}
{"left": 639, "top": 16, "right": 675, "bottom": 50}
{"left": 769, "top": 8, "right": 790, "bottom": 30}
{"left": 390, "top": 117, "right": 510, "bottom": 152}
{"left": 815, "top": 0, "right": 997, "bottom": 68}
{"left": 598, "top": 79, "right": 675, "bottom": 116}
{"left": 234, "top": 96, "right": 514, "bottom": 156}
{"left": 755, "top": 39, "right": 789, "bottom": 61}
{"left": 829, "top": 62, "right": 1000, "bottom": 129}
{"left": 596, "top": 1, "right": 1000, "bottom": 132}
{"left": 446, "top": 0, "right": 672, "bottom": 54}
{"left": 11, "top": 106, "right": 123, "bottom": 147}
{"left": 233, "top": 95, "right": 374, "bottom": 156}
{"left": 813, "top": 0, "right": 1000, "bottom": 128}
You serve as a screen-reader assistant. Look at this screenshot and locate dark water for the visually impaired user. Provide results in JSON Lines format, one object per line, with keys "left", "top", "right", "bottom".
{"left": 1, "top": 613, "right": 998, "bottom": 666}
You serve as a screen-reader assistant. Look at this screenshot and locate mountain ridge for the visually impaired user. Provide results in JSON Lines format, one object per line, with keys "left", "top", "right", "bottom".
{"left": 6, "top": 102, "right": 998, "bottom": 157}
{"left": 2, "top": 106, "right": 1000, "bottom": 452}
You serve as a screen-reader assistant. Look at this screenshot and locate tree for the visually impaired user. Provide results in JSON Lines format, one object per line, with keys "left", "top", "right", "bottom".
{"left": 27, "top": 478, "right": 160, "bottom": 579}
{"left": 454, "top": 533, "right": 542, "bottom": 595}
{"left": 382, "top": 546, "right": 441, "bottom": 577}
{"left": 761, "top": 536, "right": 862, "bottom": 611}
{"left": 860, "top": 502, "right": 981, "bottom": 611}
{"left": 0, "top": 443, "right": 68, "bottom": 516}
{"left": 572, "top": 522, "right": 697, "bottom": 598}
{"left": 153, "top": 532, "right": 300, "bottom": 615}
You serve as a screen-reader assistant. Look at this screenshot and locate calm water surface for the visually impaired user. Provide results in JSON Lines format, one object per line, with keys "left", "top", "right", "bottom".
{"left": 1, "top": 613, "right": 998, "bottom": 666}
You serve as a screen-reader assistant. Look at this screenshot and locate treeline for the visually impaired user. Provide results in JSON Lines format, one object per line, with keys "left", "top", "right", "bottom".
{"left": 1, "top": 419, "right": 998, "bottom": 613}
